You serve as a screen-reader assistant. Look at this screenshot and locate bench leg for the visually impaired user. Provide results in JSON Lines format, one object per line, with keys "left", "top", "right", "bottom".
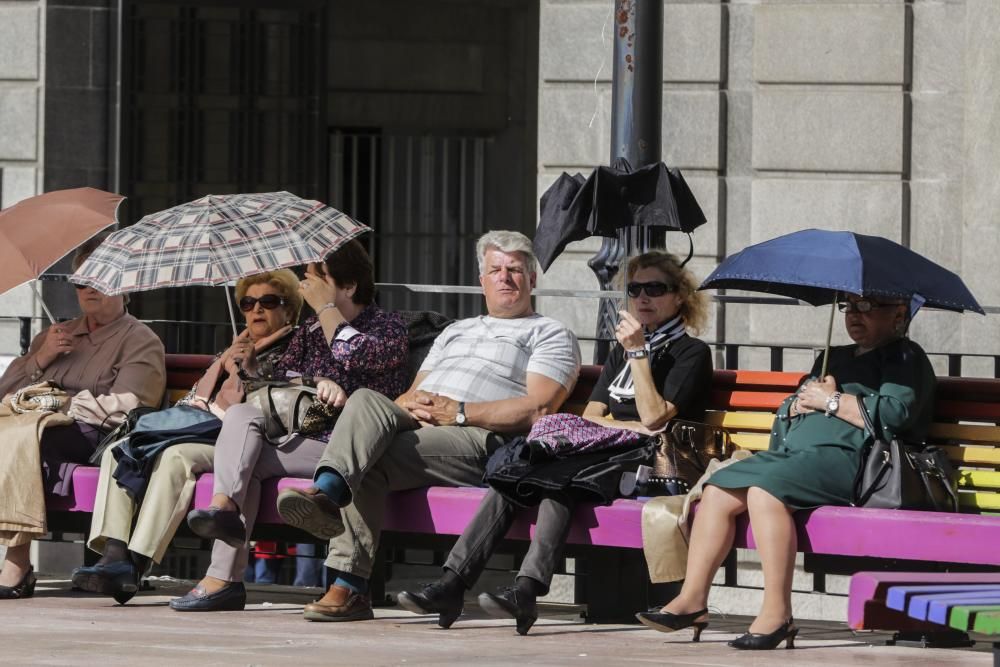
{"left": 887, "top": 630, "right": 974, "bottom": 649}
{"left": 993, "top": 641, "right": 999, "bottom": 667}
{"left": 576, "top": 548, "right": 650, "bottom": 624}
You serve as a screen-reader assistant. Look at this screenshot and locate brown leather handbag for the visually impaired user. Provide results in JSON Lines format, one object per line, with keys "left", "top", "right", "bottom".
{"left": 645, "top": 420, "right": 733, "bottom": 495}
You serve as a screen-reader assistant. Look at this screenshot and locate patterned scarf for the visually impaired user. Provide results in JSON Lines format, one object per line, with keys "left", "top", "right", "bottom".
{"left": 607, "top": 314, "right": 687, "bottom": 403}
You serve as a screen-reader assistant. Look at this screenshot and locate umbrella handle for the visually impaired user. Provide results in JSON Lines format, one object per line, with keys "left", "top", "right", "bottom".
{"left": 820, "top": 294, "right": 837, "bottom": 378}
{"left": 224, "top": 285, "right": 238, "bottom": 338}
{"left": 30, "top": 281, "right": 58, "bottom": 325}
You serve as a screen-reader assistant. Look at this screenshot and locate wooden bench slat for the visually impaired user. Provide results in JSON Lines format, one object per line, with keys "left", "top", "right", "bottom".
{"left": 959, "top": 492, "right": 1000, "bottom": 511}
{"left": 705, "top": 411, "right": 775, "bottom": 430}
{"left": 848, "top": 573, "right": 1000, "bottom": 631}
{"left": 949, "top": 604, "right": 1000, "bottom": 633}
{"left": 943, "top": 445, "right": 1000, "bottom": 465}
{"left": 709, "top": 390, "right": 787, "bottom": 411}
{"left": 730, "top": 433, "right": 770, "bottom": 451}
{"left": 929, "top": 422, "right": 1000, "bottom": 444}
{"left": 972, "top": 609, "right": 1000, "bottom": 634}
{"left": 935, "top": 400, "right": 1000, "bottom": 421}
{"left": 958, "top": 470, "right": 1000, "bottom": 490}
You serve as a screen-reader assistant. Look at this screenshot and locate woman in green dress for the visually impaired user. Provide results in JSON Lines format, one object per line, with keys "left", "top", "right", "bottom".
{"left": 636, "top": 294, "right": 936, "bottom": 650}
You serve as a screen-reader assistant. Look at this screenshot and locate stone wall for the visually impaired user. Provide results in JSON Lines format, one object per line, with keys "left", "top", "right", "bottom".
{"left": 537, "top": 0, "right": 1000, "bottom": 374}
{"left": 0, "top": 0, "right": 44, "bottom": 354}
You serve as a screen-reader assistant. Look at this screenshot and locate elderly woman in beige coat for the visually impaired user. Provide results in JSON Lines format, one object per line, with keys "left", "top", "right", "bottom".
{"left": 0, "top": 235, "right": 166, "bottom": 600}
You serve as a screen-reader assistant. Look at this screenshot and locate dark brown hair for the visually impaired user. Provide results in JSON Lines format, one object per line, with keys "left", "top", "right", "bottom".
{"left": 317, "top": 239, "right": 375, "bottom": 305}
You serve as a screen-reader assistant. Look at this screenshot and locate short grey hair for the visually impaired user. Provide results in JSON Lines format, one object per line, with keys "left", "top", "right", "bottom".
{"left": 476, "top": 230, "right": 538, "bottom": 276}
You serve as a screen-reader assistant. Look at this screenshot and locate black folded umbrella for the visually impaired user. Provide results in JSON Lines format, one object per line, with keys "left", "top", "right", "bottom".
{"left": 533, "top": 159, "right": 707, "bottom": 272}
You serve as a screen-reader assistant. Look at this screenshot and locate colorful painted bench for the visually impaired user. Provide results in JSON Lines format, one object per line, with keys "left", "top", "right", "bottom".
{"left": 848, "top": 571, "right": 1000, "bottom": 660}
{"left": 46, "top": 355, "right": 1000, "bottom": 622}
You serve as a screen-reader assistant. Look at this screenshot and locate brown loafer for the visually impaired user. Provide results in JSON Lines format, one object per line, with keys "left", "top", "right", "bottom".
{"left": 276, "top": 486, "right": 345, "bottom": 539}
{"left": 303, "top": 584, "right": 373, "bottom": 622}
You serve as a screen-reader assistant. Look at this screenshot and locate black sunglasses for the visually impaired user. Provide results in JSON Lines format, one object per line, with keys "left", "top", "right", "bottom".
{"left": 626, "top": 281, "right": 675, "bottom": 298}
{"left": 239, "top": 295, "right": 287, "bottom": 312}
{"left": 837, "top": 300, "right": 898, "bottom": 314}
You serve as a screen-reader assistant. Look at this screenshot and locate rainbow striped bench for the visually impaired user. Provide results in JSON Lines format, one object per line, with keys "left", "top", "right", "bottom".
{"left": 46, "top": 357, "right": 1000, "bottom": 622}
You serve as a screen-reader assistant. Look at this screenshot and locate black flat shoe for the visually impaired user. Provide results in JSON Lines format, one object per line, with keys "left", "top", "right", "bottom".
{"left": 71, "top": 560, "right": 141, "bottom": 605}
{"left": 397, "top": 581, "right": 464, "bottom": 629}
{"left": 635, "top": 608, "right": 709, "bottom": 641}
{"left": 728, "top": 617, "right": 798, "bottom": 650}
{"left": 0, "top": 566, "right": 36, "bottom": 600}
{"left": 169, "top": 581, "right": 247, "bottom": 612}
{"left": 186, "top": 507, "right": 246, "bottom": 548}
{"left": 478, "top": 587, "right": 538, "bottom": 636}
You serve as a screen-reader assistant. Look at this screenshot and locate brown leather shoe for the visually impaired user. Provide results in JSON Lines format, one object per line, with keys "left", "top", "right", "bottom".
{"left": 303, "top": 584, "right": 374, "bottom": 622}
{"left": 276, "top": 486, "right": 344, "bottom": 539}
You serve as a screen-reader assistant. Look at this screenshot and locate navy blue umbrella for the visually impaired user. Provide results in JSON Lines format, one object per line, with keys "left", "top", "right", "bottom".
{"left": 701, "top": 229, "right": 983, "bottom": 314}
{"left": 700, "top": 229, "right": 983, "bottom": 374}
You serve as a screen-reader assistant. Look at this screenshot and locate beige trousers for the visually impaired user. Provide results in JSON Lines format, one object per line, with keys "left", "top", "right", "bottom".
{"left": 88, "top": 442, "right": 215, "bottom": 563}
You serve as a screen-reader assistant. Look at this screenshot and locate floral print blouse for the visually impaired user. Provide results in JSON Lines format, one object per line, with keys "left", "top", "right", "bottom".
{"left": 274, "top": 303, "right": 409, "bottom": 440}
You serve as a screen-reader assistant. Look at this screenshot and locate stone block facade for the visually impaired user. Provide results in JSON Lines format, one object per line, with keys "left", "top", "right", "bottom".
{"left": 0, "top": 0, "right": 44, "bottom": 355}
{"left": 538, "top": 0, "right": 1000, "bottom": 372}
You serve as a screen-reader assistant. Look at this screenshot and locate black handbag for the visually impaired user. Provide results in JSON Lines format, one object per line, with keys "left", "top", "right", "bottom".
{"left": 853, "top": 396, "right": 958, "bottom": 512}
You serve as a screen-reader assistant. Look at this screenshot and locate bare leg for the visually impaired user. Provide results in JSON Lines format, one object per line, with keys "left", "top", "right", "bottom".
{"left": 745, "top": 486, "right": 797, "bottom": 633}
{"left": 0, "top": 543, "right": 32, "bottom": 587}
{"left": 661, "top": 485, "right": 748, "bottom": 617}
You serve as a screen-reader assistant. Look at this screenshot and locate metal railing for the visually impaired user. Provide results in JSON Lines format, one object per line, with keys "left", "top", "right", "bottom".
{"left": 3, "top": 284, "right": 998, "bottom": 377}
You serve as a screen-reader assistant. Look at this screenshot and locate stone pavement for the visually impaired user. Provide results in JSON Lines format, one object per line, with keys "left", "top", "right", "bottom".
{"left": 1, "top": 577, "right": 992, "bottom": 666}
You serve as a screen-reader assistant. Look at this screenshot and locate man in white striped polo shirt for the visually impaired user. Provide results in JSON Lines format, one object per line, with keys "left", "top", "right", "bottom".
{"left": 277, "top": 230, "right": 581, "bottom": 622}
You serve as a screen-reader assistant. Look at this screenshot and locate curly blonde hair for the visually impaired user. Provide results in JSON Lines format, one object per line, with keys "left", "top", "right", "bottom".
{"left": 622, "top": 251, "right": 709, "bottom": 335}
{"left": 236, "top": 269, "right": 303, "bottom": 324}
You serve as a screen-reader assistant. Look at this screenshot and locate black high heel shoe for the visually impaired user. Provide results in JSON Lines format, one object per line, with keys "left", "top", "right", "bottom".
{"left": 0, "top": 565, "right": 37, "bottom": 600}
{"left": 634, "top": 608, "right": 709, "bottom": 641}
{"left": 728, "top": 617, "right": 798, "bottom": 650}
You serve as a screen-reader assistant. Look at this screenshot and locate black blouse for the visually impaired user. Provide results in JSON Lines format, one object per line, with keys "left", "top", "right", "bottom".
{"left": 588, "top": 335, "right": 714, "bottom": 422}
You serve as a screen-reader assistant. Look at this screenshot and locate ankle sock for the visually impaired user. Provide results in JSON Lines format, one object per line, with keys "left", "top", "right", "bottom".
{"left": 515, "top": 575, "right": 546, "bottom": 599}
{"left": 97, "top": 538, "right": 128, "bottom": 566}
{"left": 334, "top": 570, "right": 368, "bottom": 594}
{"left": 314, "top": 468, "right": 352, "bottom": 507}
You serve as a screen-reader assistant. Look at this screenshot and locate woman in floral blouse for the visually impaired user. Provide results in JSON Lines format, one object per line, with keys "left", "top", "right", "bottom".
{"left": 170, "top": 239, "right": 409, "bottom": 612}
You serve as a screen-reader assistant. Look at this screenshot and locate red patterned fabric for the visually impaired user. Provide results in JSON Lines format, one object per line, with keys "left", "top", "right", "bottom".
{"left": 527, "top": 413, "right": 645, "bottom": 457}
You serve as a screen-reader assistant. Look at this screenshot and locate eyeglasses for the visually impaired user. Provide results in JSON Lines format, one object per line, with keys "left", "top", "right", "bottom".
{"left": 239, "top": 295, "right": 287, "bottom": 312}
{"left": 626, "top": 281, "right": 675, "bottom": 298}
{"left": 836, "top": 300, "right": 898, "bottom": 314}
{"left": 72, "top": 284, "right": 88, "bottom": 290}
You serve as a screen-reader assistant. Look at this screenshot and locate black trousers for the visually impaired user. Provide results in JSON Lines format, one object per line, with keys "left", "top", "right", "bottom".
{"left": 443, "top": 488, "right": 575, "bottom": 595}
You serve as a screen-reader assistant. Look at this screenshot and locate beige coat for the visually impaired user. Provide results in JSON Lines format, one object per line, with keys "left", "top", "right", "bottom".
{"left": 0, "top": 313, "right": 166, "bottom": 428}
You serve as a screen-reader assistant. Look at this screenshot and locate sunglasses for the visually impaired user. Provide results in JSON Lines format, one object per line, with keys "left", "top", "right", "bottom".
{"left": 239, "top": 295, "right": 287, "bottom": 312}
{"left": 626, "top": 281, "right": 675, "bottom": 298}
{"left": 836, "top": 300, "right": 898, "bottom": 314}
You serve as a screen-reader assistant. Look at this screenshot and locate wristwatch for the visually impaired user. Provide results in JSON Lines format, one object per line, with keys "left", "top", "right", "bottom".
{"left": 625, "top": 348, "right": 648, "bottom": 360}
{"left": 825, "top": 392, "right": 842, "bottom": 417}
{"left": 455, "top": 401, "right": 467, "bottom": 425}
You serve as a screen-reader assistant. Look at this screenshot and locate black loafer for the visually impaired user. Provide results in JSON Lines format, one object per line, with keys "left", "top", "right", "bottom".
{"left": 169, "top": 581, "right": 247, "bottom": 612}
{"left": 186, "top": 507, "right": 246, "bottom": 548}
{"left": 71, "top": 560, "right": 141, "bottom": 605}
{"left": 397, "top": 581, "right": 464, "bottom": 629}
{"left": 478, "top": 587, "right": 538, "bottom": 635}
{"left": 0, "top": 566, "right": 36, "bottom": 600}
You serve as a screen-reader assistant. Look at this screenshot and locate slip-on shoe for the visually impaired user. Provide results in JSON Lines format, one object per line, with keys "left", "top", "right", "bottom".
{"left": 71, "top": 560, "right": 141, "bottom": 605}
{"left": 276, "top": 487, "right": 344, "bottom": 540}
{"left": 169, "top": 581, "right": 246, "bottom": 612}
{"left": 302, "top": 584, "right": 373, "bottom": 622}
{"left": 186, "top": 507, "right": 246, "bottom": 548}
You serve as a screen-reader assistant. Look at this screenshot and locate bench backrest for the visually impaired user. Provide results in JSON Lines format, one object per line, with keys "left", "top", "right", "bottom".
{"left": 163, "top": 356, "right": 1000, "bottom": 514}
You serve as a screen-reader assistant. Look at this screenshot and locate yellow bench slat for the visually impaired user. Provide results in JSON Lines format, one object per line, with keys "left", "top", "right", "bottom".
{"left": 958, "top": 470, "right": 1000, "bottom": 490}
{"left": 959, "top": 492, "right": 1000, "bottom": 511}
{"left": 731, "top": 433, "right": 770, "bottom": 451}
{"left": 943, "top": 446, "right": 1000, "bottom": 466}
{"left": 706, "top": 411, "right": 775, "bottom": 431}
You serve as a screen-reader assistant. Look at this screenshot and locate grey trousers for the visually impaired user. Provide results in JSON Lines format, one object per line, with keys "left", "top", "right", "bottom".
{"left": 319, "top": 388, "right": 497, "bottom": 579}
{"left": 207, "top": 402, "right": 327, "bottom": 582}
{"left": 443, "top": 489, "right": 575, "bottom": 595}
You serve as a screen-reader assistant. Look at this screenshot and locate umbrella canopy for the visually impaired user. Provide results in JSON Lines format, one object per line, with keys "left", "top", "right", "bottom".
{"left": 0, "top": 187, "right": 123, "bottom": 297}
{"left": 533, "top": 159, "right": 706, "bottom": 272}
{"left": 700, "top": 229, "right": 984, "bottom": 315}
{"left": 71, "top": 191, "right": 370, "bottom": 295}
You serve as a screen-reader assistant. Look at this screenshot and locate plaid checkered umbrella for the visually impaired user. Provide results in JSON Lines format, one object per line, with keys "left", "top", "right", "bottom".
{"left": 71, "top": 191, "right": 370, "bottom": 294}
